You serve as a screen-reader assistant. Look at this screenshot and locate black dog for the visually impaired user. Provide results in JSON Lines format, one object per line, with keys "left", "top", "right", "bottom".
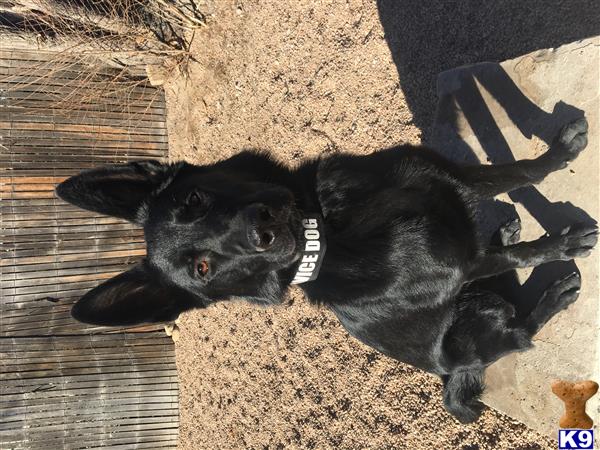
{"left": 57, "top": 117, "right": 597, "bottom": 423}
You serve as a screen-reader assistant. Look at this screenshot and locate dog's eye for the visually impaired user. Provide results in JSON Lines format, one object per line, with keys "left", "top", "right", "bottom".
{"left": 184, "top": 190, "right": 211, "bottom": 218}
{"left": 194, "top": 258, "right": 209, "bottom": 277}
{"left": 186, "top": 191, "right": 203, "bottom": 206}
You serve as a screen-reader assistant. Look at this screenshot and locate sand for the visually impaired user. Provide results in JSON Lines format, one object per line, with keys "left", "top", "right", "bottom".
{"left": 161, "top": 1, "right": 582, "bottom": 448}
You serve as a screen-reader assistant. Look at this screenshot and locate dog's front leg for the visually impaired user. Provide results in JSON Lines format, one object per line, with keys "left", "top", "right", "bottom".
{"left": 468, "top": 223, "right": 597, "bottom": 281}
{"left": 461, "top": 118, "right": 588, "bottom": 200}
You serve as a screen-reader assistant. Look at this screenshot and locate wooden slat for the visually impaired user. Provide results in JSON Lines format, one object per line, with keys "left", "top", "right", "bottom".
{"left": 2, "top": 375, "right": 178, "bottom": 396}
{"left": 0, "top": 149, "right": 166, "bottom": 160}
{"left": 0, "top": 215, "right": 125, "bottom": 226}
{"left": 0, "top": 50, "right": 150, "bottom": 74}
{"left": 2, "top": 258, "right": 141, "bottom": 277}
{"left": 3, "top": 348, "right": 174, "bottom": 363}
{"left": 0, "top": 90, "right": 163, "bottom": 115}
{"left": 0, "top": 61, "right": 150, "bottom": 79}
{"left": 2, "top": 310, "right": 78, "bottom": 327}
{"left": 0, "top": 333, "right": 171, "bottom": 347}
{"left": 0, "top": 175, "right": 68, "bottom": 183}
{"left": 0, "top": 106, "right": 168, "bottom": 124}
{"left": 2, "top": 346, "right": 174, "bottom": 364}
{"left": 1, "top": 361, "right": 177, "bottom": 381}
{"left": 0, "top": 422, "right": 177, "bottom": 442}
{"left": 0, "top": 305, "right": 75, "bottom": 320}
{"left": 1, "top": 228, "right": 144, "bottom": 243}
{"left": 2, "top": 291, "right": 79, "bottom": 305}
{"left": 0, "top": 112, "right": 167, "bottom": 131}
{"left": 1, "top": 94, "right": 166, "bottom": 113}
{"left": 0, "top": 53, "right": 149, "bottom": 73}
{"left": 2, "top": 429, "right": 178, "bottom": 443}
{"left": 1, "top": 429, "right": 177, "bottom": 450}
{"left": 0, "top": 120, "right": 167, "bottom": 136}
{"left": 2, "top": 292, "right": 94, "bottom": 310}
{"left": 1, "top": 220, "right": 139, "bottom": 234}
{"left": 1, "top": 240, "right": 145, "bottom": 255}
{"left": 1, "top": 427, "right": 179, "bottom": 444}
{"left": 2, "top": 356, "right": 174, "bottom": 372}
{"left": 3, "top": 403, "right": 178, "bottom": 425}
{"left": 0, "top": 92, "right": 165, "bottom": 114}
{"left": 1, "top": 348, "right": 172, "bottom": 364}
{"left": 1, "top": 50, "right": 177, "bottom": 450}
{"left": 1, "top": 430, "right": 179, "bottom": 450}
{"left": 0, "top": 68, "right": 152, "bottom": 90}
{"left": 2, "top": 265, "right": 135, "bottom": 286}
{"left": 1, "top": 197, "right": 78, "bottom": 206}
{"left": 0, "top": 169, "right": 79, "bottom": 177}
{"left": 0, "top": 75, "right": 154, "bottom": 95}
{"left": 1, "top": 248, "right": 145, "bottom": 267}
{"left": 1, "top": 235, "right": 145, "bottom": 250}
{"left": 2, "top": 87, "right": 165, "bottom": 107}
{"left": 1, "top": 375, "right": 178, "bottom": 396}
{"left": 1, "top": 210, "right": 103, "bottom": 220}
{"left": 0, "top": 77, "right": 161, "bottom": 95}
{"left": 2, "top": 370, "right": 179, "bottom": 392}
{"left": 80, "top": 440, "right": 177, "bottom": 450}
{"left": 1, "top": 384, "right": 177, "bottom": 403}
{"left": 3, "top": 128, "right": 168, "bottom": 144}
{"left": 1, "top": 136, "right": 168, "bottom": 150}
{"left": 1, "top": 280, "right": 106, "bottom": 298}
{"left": 1, "top": 269, "right": 130, "bottom": 288}
{"left": 21, "top": 437, "right": 178, "bottom": 450}
{"left": 0, "top": 101, "right": 166, "bottom": 119}
{"left": 0, "top": 416, "right": 177, "bottom": 435}
{"left": 0, "top": 242, "right": 145, "bottom": 261}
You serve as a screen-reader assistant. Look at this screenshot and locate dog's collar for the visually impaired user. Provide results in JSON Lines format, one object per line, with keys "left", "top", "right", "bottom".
{"left": 291, "top": 214, "right": 327, "bottom": 285}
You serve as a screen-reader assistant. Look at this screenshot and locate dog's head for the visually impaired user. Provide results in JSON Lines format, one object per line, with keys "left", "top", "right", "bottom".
{"left": 56, "top": 156, "right": 303, "bottom": 326}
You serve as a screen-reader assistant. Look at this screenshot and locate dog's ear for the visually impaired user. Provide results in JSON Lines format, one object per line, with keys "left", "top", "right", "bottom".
{"left": 56, "top": 160, "right": 177, "bottom": 224}
{"left": 71, "top": 262, "right": 204, "bottom": 326}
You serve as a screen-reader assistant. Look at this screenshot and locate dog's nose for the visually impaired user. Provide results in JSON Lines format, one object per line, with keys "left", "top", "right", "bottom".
{"left": 254, "top": 228, "right": 276, "bottom": 250}
{"left": 248, "top": 225, "right": 277, "bottom": 252}
{"left": 246, "top": 204, "right": 280, "bottom": 251}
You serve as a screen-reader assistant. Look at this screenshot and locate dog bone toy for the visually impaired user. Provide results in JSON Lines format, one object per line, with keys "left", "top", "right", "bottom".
{"left": 551, "top": 379, "right": 598, "bottom": 429}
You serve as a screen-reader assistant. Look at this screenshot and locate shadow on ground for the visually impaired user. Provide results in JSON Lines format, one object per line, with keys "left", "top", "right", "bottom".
{"left": 376, "top": 0, "right": 599, "bottom": 133}
{"left": 376, "top": 0, "right": 599, "bottom": 312}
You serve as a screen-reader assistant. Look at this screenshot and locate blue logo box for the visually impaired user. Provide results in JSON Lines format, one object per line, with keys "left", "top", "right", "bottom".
{"left": 558, "top": 429, "right": 594, "bottom": 450}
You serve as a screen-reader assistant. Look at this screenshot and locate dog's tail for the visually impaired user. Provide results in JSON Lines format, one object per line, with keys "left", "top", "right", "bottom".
{"left": 442, "top": 369, "right": 485, "bottom": 423}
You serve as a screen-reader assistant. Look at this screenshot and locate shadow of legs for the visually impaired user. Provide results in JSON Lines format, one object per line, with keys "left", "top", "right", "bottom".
{"left": 435, "top": 65, "right": 595, "bottom": 310}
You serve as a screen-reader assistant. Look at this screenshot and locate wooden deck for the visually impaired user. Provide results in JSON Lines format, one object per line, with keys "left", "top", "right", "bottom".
{"left": 0, "top": 49, "right": 179, "bottom": 450}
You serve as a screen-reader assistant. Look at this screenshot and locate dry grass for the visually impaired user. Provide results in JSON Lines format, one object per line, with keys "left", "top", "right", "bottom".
{"left": 0, "top": 0, "right": 205, "bottom": 114}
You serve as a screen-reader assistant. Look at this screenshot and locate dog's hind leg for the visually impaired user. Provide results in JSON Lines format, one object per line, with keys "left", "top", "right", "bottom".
{"left": 460, "top": 118, "right": 588, "bottom": 200}
{"left": 442, "top": 222, "right": 519, "bottom": 424}
{"left": 467, "top": 223, "right": 597, "bottom": 281}
{"left": 441, "top": 272, "right": 582, "bottom": 422}
{"left": 440, "top": 290, "right": 533, "bottom": 422}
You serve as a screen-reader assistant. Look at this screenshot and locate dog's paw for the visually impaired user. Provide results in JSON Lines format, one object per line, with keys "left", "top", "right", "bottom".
{"left": 548, "top": 223, "right": 598, "bottom": 259}
{"left": 548, "top": 118, "right": 589, "bottom": 167}
{"left": 498, "top": 218, "right": 521, "bottom": 246}
{"left": 540, "top": 272, "right": 581, "bottom": 312}
{"left": 526, "top": 272, "right": 582, "bottom": 334}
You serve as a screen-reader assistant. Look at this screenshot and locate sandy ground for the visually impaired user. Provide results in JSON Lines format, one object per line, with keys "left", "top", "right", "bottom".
{"left": 161, "top": 1, "right": 599, "bottom": 448}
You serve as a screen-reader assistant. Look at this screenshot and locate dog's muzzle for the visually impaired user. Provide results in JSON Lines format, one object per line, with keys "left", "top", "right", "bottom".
{"left": 245, "top": 204, "right": 291, "bottom": 252}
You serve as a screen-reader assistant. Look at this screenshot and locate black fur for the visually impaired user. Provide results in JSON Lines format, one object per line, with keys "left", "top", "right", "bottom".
{"left": 56, "top": 117, "right": 597, "bottom": 422}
